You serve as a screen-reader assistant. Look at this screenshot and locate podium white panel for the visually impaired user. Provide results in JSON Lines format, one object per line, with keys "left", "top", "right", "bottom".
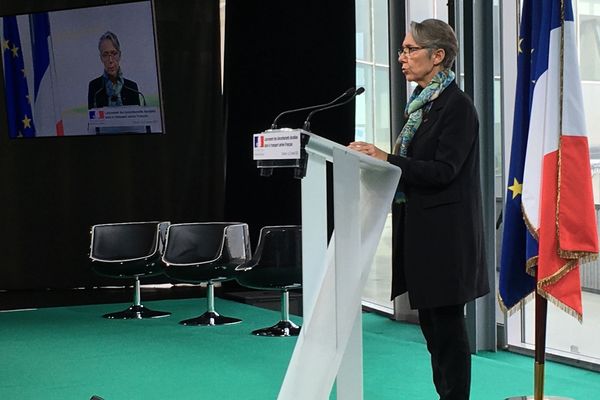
{"left": 333, "top": 148, "right": 362, "bottom": 400}
{"left": 301, "top": 150, "right": 328, "bottom": 322}
{"left": 277, "top": 131, "right": 401, "bottom": 400}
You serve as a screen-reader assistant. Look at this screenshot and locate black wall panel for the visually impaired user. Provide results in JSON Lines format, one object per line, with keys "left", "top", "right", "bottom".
{"left": 223, "top": 1, "right": 356, "bottom": 245}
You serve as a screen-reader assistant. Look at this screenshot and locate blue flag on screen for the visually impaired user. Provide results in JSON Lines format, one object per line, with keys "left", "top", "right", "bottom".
{"left": 498, "top": 0, "right": 539, "bottom": 311}
{"left": 2, "top": 16, "right": 36, "bottom": 138}
{"left": 31, "top": 13, "right": 50, "bottom": 100}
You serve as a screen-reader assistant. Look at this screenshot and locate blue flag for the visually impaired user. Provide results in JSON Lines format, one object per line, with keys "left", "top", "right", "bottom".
{"left": 2, "top": 16, "right": 36, "bottom": 138}
{"left": 31, "top": 13, "right": 51, "bottom": 100}
{"left": 498, "top": 0, "right": 540, "bottom": 311}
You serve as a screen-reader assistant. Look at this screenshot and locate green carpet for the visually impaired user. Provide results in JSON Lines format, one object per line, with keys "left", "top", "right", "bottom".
{"left": 0, "top": 298, "right": 598, "bottom": 399}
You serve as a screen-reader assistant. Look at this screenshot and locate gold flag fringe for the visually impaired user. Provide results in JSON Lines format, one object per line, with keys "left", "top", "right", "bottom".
{"left": 537, "top": 286, "right": 583, "bottom": 322}
{"left": 558, "top": 249, "right": 598, "bottom": 264}
{"left": 522, "top": 204, "right": 539, "bottom": 242}
{"left": 525, "top": 255, "right": 538, "bottom": 277}
{"left": 537, "top": 258, "right": 578, "bottom": 288}
{"left": 497, "top": 291, "right": 535, "bottom": 316}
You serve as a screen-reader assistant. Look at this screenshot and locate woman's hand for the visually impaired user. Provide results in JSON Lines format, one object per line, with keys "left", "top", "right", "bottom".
{"left": 347, "top": 141, "right": 388, "bottom": 161}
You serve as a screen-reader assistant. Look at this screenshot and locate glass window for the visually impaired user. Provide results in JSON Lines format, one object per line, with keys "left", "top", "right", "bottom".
{"left": 373, "top": 2, "right": 389, "bottom": 65}
{"left": 356, "top": 0, "right": 372, "bottom": 62}
{"left": 374, "top": 66, "right": 391, "bottom": 152}
{"left": 356, "top": 0, "right": 393, "bottom": 312}
{"left": 579, "top": 15, "right": 600, "bottom": 81}
{"left": 355, "top": 64, "right": 372, "bottom": 142}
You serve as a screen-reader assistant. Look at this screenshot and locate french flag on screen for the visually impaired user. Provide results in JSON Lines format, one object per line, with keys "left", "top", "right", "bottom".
{"left": 254, "top": 135, "right": 265, "bottom": 148}
{"left": 88, "top": 110, "right": 105, "bottom": 120}
{"left": 31, "top": 13, "right": 64, "bottom": 136}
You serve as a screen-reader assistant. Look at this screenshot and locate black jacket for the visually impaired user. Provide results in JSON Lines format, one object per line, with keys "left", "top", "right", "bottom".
{"left": 387, "top": 82, "right": 489, "bottom": 309}
{"left": 87, "top": 76, "right": 141, "bottom": 109}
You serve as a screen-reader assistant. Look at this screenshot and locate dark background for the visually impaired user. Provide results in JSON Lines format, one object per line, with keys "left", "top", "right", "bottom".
{"left": 0, "top": 0, "right": 355, "bottom": 292}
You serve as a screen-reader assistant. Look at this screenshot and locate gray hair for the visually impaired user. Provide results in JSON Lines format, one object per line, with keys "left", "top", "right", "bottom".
{"left": 410, "top": 19, "right": 457, "bottom": 69}
{"left": 98, "top": 31, "right": 121, "bottom": 53}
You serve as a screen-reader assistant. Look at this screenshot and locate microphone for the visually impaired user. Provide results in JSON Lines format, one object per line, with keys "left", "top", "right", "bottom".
{"left": 270, "top": 87, "right": 356, "bottom": 129}
{"left": 302, "top": 87, "right": 364, "bottom": 131}
{"left": 123, "top": 85, "right": 147, "bottom": 106}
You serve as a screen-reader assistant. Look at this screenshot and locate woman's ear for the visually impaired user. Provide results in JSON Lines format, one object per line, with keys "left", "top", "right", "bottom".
{"left": 433, "top": 48, "right": 446, "bottom": 66}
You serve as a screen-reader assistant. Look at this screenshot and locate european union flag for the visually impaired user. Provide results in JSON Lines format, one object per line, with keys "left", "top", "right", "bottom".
{"left": 2, "top": 16, "right": 36, "bottom": 138}
{"left": 498, "top": 0, "right": 539, "bottom": 310}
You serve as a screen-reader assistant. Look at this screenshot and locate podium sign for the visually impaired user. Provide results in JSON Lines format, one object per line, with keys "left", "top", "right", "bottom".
{"left": 258, "top": 130, "right": 401, "bottom": 400}
{"left": 88, "top": 105, "right": 162, "bottom": 134}
{"left": 253, "top": 129, "right": 302, "bottom": 160}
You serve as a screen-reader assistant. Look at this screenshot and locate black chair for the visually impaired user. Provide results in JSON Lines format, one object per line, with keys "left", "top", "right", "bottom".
{"left": 237, "top": 225, "right": 302, "bottom": 336}
{"left": 162, "top": 222, "right": 251, "bottom": 326}
{"left": 89, "top": 221, "right": 171, "bottom": 319}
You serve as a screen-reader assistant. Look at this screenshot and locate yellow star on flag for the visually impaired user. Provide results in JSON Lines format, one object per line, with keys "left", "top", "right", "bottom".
{"left": 508, "top": 177, "right": 522, "bottom": 199}
{"left": 1, "top": 38, "right": 9, "bottom": 51}
{"left": 518, "top": 37, "right": 523, "bottom": 54}
{"left": 11, "top": 44, "right": 20, "bottom": 58}
{"left": 22, "top": 114, "right": 32, "bottom": 129}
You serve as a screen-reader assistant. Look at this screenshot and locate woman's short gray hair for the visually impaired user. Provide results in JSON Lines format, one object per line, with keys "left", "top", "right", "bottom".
{"left": 98, "top": 31, "right": 121, "bottom": 53}
{"left": 410, "top": 19, "right": 457, "bottom": 69}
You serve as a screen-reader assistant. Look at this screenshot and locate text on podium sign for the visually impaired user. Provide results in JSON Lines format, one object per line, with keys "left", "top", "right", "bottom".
{"left": 253, "top": 129, "right": 301, "bottom": 160}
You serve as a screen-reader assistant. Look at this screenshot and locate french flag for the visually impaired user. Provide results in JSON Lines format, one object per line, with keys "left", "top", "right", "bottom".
{"left": 88, "top": 110, "right": 105, "bottom": 120}
{"left": 254, "top": 135, "right": 264, "bottom": 148}
{"left": 30, "top": 13, "right": 63, "bottom": 136}
{"left": 500, "top": 0, "right": 598, "bottom": 319}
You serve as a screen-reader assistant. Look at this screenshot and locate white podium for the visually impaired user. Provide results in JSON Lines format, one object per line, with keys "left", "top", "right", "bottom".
{"left": 255, "top": 129, "right": 401, "bottom": 400}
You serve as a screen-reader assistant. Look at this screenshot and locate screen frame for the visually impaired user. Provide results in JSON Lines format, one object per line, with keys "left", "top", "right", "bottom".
{"left": 0, "top": 0, "right": 166, "bottom": 139}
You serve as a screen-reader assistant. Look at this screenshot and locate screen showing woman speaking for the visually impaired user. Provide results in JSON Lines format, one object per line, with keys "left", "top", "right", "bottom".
{"left": 0, "top": 0, "right": 164, "bottom": 138}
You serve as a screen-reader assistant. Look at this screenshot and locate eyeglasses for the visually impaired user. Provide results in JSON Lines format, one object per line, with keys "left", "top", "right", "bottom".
{"left": 101, "top": 50, "right": 120, "bottom": 61}
{"left": 398, "top": 46, "right": 429, "bottom": 57}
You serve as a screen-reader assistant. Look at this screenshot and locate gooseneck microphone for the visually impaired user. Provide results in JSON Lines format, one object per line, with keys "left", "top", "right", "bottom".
{"left": 270, "top": 87, "right": 356, "bottom": 129}
{"left": 302, "top": 87, "right": 365, "bottom": 132}
{"left": 123, "top": 85, "right": 147, "bottom": 106}
{"left": 93, "top": 87, "right": 104, "bottom": 108}
{"left": 93, "top": 86, "right": 146, "bottom": 107}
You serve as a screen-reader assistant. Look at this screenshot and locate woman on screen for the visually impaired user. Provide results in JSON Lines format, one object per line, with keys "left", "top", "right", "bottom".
{"left": 87, "top": 31, "right": 141, "bottom": 109}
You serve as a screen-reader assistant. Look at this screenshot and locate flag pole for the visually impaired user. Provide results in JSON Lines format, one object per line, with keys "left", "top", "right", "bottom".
{"left": 533, "top": 288, "right": 547, "bottom": 400}
{"left": 505, "top": 291, "right": 573, "bottom": 400}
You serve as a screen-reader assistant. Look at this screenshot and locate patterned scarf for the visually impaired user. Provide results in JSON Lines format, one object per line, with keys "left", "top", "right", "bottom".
{"left": 393, "top": 69, "right": 455, "bottom": 203}
{"left": 103, "top": 69, "right": 124, "bottom": 106}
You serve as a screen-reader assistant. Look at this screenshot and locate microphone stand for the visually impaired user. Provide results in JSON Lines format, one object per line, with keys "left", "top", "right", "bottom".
{"left": 302, "top": 87, "right": 365, "bottom": 132}
{"left": 270, "top": 87, "right": 356, "bottom": 129}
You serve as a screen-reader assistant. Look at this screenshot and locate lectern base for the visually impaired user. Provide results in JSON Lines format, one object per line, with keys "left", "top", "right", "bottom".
{"left": 505, "top": 396, "right": 574, "bottom": 399}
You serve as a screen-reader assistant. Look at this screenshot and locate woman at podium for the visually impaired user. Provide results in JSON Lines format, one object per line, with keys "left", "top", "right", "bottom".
{"left": 348, "top": 18, "right": 489, "bottom": 400}
{"left": 87, "top": 31, "right": 141, "bottom": 109}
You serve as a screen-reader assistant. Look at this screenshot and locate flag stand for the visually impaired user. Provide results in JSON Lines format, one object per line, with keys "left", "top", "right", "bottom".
{"left": 505, "top": 291, "right": 573, "bottom": 400}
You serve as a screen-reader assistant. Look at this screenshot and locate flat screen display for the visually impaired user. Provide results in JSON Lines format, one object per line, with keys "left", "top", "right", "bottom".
{"left": 0, "top": 0, "right": 164, "bottom": 138}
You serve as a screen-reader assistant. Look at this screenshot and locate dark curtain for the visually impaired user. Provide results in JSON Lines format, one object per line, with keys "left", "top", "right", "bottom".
{"left": 223, "top": 1, "right": 356, "bottom": 245}
{"left": 0, "top": 0, "right": 224, "bottom": 289}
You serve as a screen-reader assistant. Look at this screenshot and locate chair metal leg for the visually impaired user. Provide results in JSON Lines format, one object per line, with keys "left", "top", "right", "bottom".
{"left": 252, "top": 289, "right": 301, "bottom": 337}
{"left": 103, "top": 304, "right": 171, "bottom": 319}
{"left": 179, "top": 282, "right": 242, "bottom": 326}
{"left": 102, "top": 277, "right": 171, "bottom": 319}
